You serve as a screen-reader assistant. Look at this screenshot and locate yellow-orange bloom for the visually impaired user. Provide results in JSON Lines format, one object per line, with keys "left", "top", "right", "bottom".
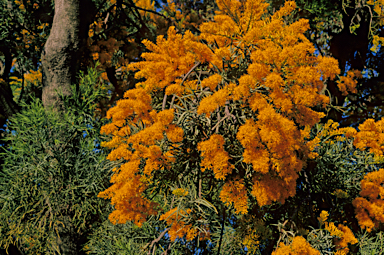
{"left": 198, "top": 134, "right": 233, "bottom": 180}
{"left": 334, "top": 224, "right": 358, "bottom": 254}
{"left": 353, "top": 168, "right": 384, "bottom": 232}
{"left": 272, "top": 236, "right": 320, "bottom": 255}
{"left": 159, "top": 208, "right": 197, "bottom": 241}
{"left": 220, "top": 179, "right": 248, "bottom": 214}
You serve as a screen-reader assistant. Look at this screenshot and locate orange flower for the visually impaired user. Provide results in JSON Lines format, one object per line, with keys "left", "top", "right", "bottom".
{"left": 334, "top": 224, "right": 358, "bottom": 254}
{"left": 197, "top": 134, "right": 233, "bottom": 180}
{"left": 220, "top": 179, "right": 248, "bottom": 214}
{"left": 159, "top": 208, "right": 197, "bottom": 241}
{"left": 337, "top": 70, "right": 361, "bottom": 95}
{"left": 353, "top": 168, "right": 384, "bottom": 232}
{"left": 272, "top": 236, "right": 320, "bottom": 255}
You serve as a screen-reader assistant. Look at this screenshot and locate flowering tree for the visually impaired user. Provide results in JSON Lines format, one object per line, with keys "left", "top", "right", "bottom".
{"left": 3, "top": 0, "right": 384, "bottom": 254}
{"left": 97, "top": 0, "right": 383, "bottom": 253}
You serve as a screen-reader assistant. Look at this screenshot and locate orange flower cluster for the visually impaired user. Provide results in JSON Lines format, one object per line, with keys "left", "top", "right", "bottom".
{"left": 9, "top": 68, "right": 43, "bottom": 101}
{"left": 318, "top": 210, "right": 329, "bottom": 225}
{"left": 272, "top": 236, "right": 320, "bottom": 255}
{"left": 334, "top": 250, "right": 348, "bottom": 255}
{"left": 371, "top": 35, "right": 384, "bottom": 52}
{"left": 219, "top": 179, "right": 248, "bottom": 214}
{"left": 10, "top": 69, "right": 42, "bottom": 88}
{"left": 134, "top": 0, "right": 155, "bottom": 16}
{"left": 367, "top": 0, "right": 384, "bottom": 25}
{"left": 325, "top": 222, "right": 344, "bottom": 238}
{"left": 337, "top": 70, "right": 361, "bottom": 96}
{"left": 127, "top": 27, "right": 213, "bottom": 91}
{"left": 305, "top": 120, "right": 357, "bottom": 159}
{"left": 195, "top": 0, "right": 340, "bottom": 207}
{"left": 352, "top": 168, "right": 384, "bottom": 232}
{"left": 333, "top": 224, "right": 358, "bottom": 254}
{"left": 24, "top": 69, "right": 42, "bottom": 86}
{"left": 317, "top": 210, "right": 357, "bottom": 253}
{"left": 197, "top": 134, "right": 233, "bottom": 180}
{"left": 354, "top": 118, "right": 384, "bottom": 157}
{"left": 98, "top": 89, "right": 183, "bottom": 226}
{"left": 159, "top": 208, "right": 198, "bottom": 241}
{"left": 100, "top": 88, "right": 152, "bottom": 137}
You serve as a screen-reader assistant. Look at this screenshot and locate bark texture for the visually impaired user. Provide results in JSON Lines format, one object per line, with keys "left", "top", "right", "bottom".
{"left": 40, "top": 0, "right": 96, "bottom": 253}
{"left": 41, "top": 0, "right": 96, "bottom": 110}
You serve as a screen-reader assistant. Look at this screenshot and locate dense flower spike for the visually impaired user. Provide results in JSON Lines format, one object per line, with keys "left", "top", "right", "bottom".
{"left": 198, "top": 134, "right": 233, "bottom": 180}
{"left": 325, "top": 222, "right": 344, "bottom": 238}
{"left": 272, "top": 236, "right": 320, "bottom": 255}
{"left": 354, "top": 118, "right": 384, "bottom": 157}
{"left": 333, "top": 224, "right": 358, "bottom": 254}
{"left": 318, "top": 210, "right": 329, "bottom": 225}
{"left": 352, "top": 168, "right": 384, "bottom": 232}
{"left": 126, "top": 27, "right": 213, "bottom": 91}
{"left": 99, "top": 88, "right": 184, "bottom": 225}
{"left": 219, "top": 179, "right": 248, "bottom": 214}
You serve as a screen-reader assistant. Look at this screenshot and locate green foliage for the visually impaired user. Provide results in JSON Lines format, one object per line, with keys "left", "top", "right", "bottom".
{"left": 84, "top": 220, "right": 149, "bottom": 255}
{"left": 63, "top": 62, "right": 111, "bottom": 118}
{"left": 85, "top": 217, "right": 172, "bottom": 255}
{"left": 0, "top": 67, "right": 116, "bottom": 254}
{"left": 357, "top": 231, "right": 384, "bottom": 255}
{"left": 304, "top": 122, "right": 379, "bottom": 226}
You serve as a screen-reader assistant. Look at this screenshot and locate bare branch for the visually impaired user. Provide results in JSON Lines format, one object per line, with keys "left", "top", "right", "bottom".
{"left": 147, "top": 228, "right": 170, "bottom": 255}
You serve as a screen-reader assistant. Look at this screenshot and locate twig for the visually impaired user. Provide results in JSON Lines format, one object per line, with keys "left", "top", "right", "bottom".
{"left": 162, "top": 93, "right": 168, "bottom": 110}
{"left": 363, "top": 4, "right": 373, "bottom": 38}
{"left": 134, "top": 5, "right": 171, "bottom": 21}
{"left": 212, "top": 115, "right": 228, "bottom": 132}
{"left": 164, "top": 62, "right": 200, "bottom": 110}
{"left": 213, "top": 111, "right": 223, "bottom": 133}
{"left": 275, "top": 220, "right": 289, "bottom": 250}
{"left": 169, "top": 95, "right": 176, "bottom": 109}
{"left": 161, "top": 243, "right": 172, "bottom": 255}
{"left": 180, "top": 62, "right": 200, "bottom": 85}
{"left": 224, "top": 103, "right": 234, "bottom": 119}
{"left": 147, "top": 228, "right": 170, "bottom": 255}
{"left": 170, "top": 194, "right": 175, "bottom": 209}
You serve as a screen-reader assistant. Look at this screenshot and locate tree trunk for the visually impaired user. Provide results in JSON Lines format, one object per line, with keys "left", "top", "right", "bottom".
{"left": 41, "top": 0, "right": 96, "bottom": 110}
{"left": 40, "top": 0, "right": 96, "bottom": 253}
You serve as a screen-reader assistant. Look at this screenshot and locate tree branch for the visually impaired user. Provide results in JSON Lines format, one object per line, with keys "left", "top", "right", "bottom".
{"left": 147, "top": 228, "right": 170, "bottom": 255}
